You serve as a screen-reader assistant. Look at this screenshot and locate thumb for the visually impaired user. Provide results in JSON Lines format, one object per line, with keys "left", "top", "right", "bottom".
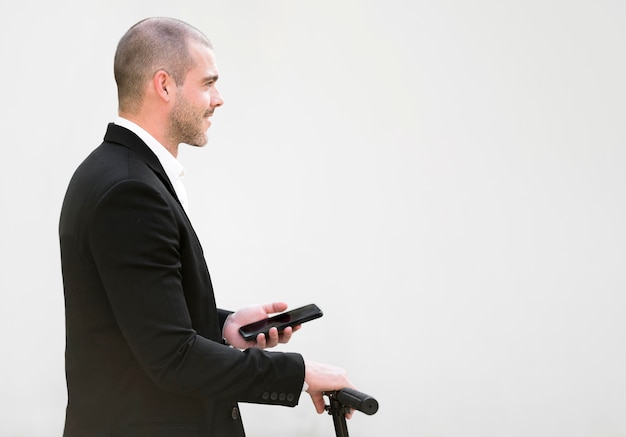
{"left": 263, "top": 301, "right": 288, "bottom": 314}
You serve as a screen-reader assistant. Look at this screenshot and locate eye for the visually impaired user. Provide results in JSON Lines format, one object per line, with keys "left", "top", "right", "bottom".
{"left": 204, "top": 75, "right": 219, "bottom": 88}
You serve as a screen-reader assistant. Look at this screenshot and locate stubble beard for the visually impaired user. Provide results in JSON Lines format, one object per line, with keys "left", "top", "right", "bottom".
{"left": 169, "top": 96, "right": 210, "bottom": 148}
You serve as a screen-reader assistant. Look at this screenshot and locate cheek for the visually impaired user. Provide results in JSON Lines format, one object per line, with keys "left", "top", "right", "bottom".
{"left": 184, "top": 89, "right": 210, "bottom": 110}
{"left": 199, "top": 89, "right": 212, "bottom": 106}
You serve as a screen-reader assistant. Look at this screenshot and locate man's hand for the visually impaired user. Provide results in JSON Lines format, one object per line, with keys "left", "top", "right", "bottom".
{"left": 222, "top": 302, "right": 301, "bottom": 350}
{"left": 304, "top": 360, "right": 355, "bottom": 419}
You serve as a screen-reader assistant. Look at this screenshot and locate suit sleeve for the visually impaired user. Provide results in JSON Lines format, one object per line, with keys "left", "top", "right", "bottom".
{"left": 89, "top": 179, "right": 305, "bottom": 405}
{"left": 218, "top": 309, "right": 234, "bottom": 333}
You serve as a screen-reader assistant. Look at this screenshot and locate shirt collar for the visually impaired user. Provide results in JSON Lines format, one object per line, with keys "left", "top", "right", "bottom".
{"left": 114, "top": 116, "right": 185, "bottom": 184}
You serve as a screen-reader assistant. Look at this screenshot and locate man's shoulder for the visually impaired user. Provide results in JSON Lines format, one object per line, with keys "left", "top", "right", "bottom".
{"left": 75, "top": 141, "right": 133, "bottom": 177}
{"left": 66, "top": 141, "right": 158, "bottom": 205}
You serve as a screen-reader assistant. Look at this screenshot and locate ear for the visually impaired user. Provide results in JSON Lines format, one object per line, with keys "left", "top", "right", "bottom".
{"left": 153, "top": 70, "right": 173, "bottom": 102}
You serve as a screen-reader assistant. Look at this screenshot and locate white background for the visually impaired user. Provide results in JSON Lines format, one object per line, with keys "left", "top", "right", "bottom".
{"left": 1, "top": 1, "right": 625, "bottom": 436}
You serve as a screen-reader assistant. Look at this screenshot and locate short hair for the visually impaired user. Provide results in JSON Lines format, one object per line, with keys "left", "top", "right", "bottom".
{"left": 114, "top": 17, "right": 213, "bottom": 113}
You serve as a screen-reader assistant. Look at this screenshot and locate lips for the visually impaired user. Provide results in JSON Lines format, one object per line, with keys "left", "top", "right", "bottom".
{"left": 205, "top": 111, "right": 214, "bottom": 127}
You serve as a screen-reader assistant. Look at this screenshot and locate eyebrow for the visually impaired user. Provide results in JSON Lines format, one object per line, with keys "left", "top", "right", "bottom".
{"left": 203, "top": 74, "right": 219, "bottom": 83}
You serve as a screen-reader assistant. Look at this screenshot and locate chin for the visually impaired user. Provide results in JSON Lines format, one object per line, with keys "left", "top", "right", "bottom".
{"left": 186, "top": 130, "right": 209, "bottom": 147}
{"left": 193, "top": 136, "right": 209, "bottom": 147}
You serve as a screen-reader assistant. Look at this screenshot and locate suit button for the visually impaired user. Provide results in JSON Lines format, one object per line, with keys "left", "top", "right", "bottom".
{"left": 287, "top": 394, "right": 295, "bottom": 402}
{"left": 279, "top": 393, "right": 286, "bottom": 401}
{"left": 231, "top": 406, "right": 240, "bottom": 420}
{"left": 270, "top": 392, "right": 278, "bottom": 400}
{"left": 262, "top": 392, "right": 270, "bottom": 400}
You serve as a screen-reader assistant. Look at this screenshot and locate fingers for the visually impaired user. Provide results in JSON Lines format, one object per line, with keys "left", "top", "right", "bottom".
{"left": 278, "top": 326, "right": 293, "bottom": 344}
{"left": 254, "top": 332, "right": 267, "bottom": 348}
{"left": 309, "top": 392, "right": 355, "bottom": 418}
{"left": 263, "top": 328, "right": 277, "bottom": 348}
{"left": 309, "top": 392, "right": 327, "bottom": 414}
{"left": 250, "top": 325, "right": 296, "bottom": 349}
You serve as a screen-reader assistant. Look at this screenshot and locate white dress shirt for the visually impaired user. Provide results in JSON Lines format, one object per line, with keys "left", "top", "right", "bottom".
{"left": 114, "top": 117, "right": 189, "bottom": 211}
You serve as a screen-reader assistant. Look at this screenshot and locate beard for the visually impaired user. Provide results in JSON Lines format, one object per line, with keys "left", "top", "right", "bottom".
{"left": 168, "top": 95, "right": 210, "bottom": 147}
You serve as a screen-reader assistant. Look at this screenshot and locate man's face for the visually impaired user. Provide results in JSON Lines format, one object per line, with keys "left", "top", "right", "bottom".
{"left": 169, "top": 42, "right": 223, "bottom": 147}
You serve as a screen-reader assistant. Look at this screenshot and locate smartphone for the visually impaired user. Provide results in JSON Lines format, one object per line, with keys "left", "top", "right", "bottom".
{"left": 238, "top": 303, "right": 323, "bottom": 341}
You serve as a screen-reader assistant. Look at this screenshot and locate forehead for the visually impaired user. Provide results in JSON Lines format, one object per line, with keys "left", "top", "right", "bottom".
{"left": 187, "top": 41, "right": 219, "bottom": 79}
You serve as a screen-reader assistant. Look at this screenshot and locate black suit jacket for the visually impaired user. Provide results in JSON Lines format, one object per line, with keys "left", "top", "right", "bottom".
{"left": 59, "top": 124, "right": 305, "bottom": 436}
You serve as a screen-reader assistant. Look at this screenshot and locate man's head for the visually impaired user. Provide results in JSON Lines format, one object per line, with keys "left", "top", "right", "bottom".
{"left": 114, "top": 17, "right": 223, "bottom": 154}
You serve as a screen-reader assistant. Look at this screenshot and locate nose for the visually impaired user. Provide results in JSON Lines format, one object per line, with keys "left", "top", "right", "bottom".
{"left": 211, "top": 85, "right": 224, "bottom": 108}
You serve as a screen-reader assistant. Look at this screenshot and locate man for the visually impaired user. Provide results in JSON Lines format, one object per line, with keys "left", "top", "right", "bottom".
{"left": 59, "top": 17, "right": 353, "bottom": 436}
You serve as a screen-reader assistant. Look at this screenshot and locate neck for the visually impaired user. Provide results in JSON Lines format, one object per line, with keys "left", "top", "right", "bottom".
{"left": 118, "top": 112, "right": 178, "bottom": 157}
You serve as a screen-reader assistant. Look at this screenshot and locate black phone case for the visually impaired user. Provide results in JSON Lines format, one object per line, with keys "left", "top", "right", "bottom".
{"left": 238, "top": 303, "right": 323, "bottom": 341}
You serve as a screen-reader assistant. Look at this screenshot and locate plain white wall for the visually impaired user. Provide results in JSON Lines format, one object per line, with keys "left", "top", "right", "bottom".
{"left": 1, "top": 1, "right": 625, "bottom": 436}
